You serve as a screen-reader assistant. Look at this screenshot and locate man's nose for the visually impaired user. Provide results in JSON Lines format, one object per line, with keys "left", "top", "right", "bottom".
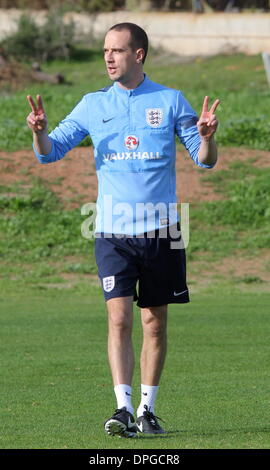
{"left": 105, "top": 51, "right": 114, "bottom": 62}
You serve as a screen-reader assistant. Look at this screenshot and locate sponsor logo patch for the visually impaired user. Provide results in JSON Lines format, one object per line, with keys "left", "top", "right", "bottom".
{"left": 146, "top": 108, "right": 163, "bottom": 127}
{"left": 124, "top": 135, "right": 139, "bottom": 150}
{"left": 103, "top": 151, "right": 161, "bottom": 161}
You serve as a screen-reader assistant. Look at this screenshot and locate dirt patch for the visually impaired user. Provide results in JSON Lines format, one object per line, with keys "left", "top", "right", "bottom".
{"left": 0, "top": 61, "right": 33, "bottom": 91}
{"left": 216, "top": 253, "right": 270, "bottom": 284}
{"left": 0, "top": 59, "right": 65, "bottom": 91}
{"left": 189, "top": 249, "right": 270, "bottom": 292}
{"left": 1, "top": 146, "right": 269, "bottom": 208}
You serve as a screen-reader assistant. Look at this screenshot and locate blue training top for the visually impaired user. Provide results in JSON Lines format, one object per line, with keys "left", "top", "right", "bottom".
{"left": 34, "top": 75, "right": 214, "bottom": 235}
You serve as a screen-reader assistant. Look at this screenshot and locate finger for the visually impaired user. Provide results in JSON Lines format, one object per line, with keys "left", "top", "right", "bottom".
{"left": 27, "top": 95, "right": 37, "bottom": 114}
{"left": 36, "top": 112, "right": 45, "bottom": 121}
{"left": 209, "top": 99, "right": 220, "bottom": 115}
{"left": 36, "top": 95, "right": 45, "bottom": 113}
{"left": 197, "top": 118, "right": 209, "bottom": 126}
{"left": 27, "top": 118, "right": 36, "bottom": 127}
{"left": 26, "top": 112, "right": 36, "bottom": 125}
{"left": 207, "top": 114, "right": 217, "bottom": 125}
{"left": 207, "top": 119, "right": 218, "bottom": 127}
{"left": 201, "top": 96, "right": 209, "bottom": 114}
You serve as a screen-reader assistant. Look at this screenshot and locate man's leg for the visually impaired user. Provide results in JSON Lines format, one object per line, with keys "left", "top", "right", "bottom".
{"left": 136, "top": 305, "right": 167, "bottom": 434}
{"left": 104, "top": 295, "right": 138, "bottom": 437}
{"left": 95, "top": 233, "right": 140, "bottom": 436}
{"left": 106, "top": 295, "right": 134, "bottom": 387}
{"left": 107, "top": 296, "right": 134, "bottom": 386}
{"left": 140, "top": 304, "right": 168, "bottom": 386}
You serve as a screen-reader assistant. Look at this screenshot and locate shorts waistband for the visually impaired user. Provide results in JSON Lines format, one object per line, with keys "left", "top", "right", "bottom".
{"left": 95, "top": 223, "right": 181, "bottom": 239}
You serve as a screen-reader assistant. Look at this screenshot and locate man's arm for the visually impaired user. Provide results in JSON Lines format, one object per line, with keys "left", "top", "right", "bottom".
{"left": 32, "top": 130, "right": 52, "bottom": 156}
{"left": 198, "top": 136, "right": 217, "bottom": 167}
{"left": 27, "top": 94, "right": 90, "bottom": 163}
{"left": 26, "top": 95, "right": 52, "bottom": 155}
{"left": 197, "top": 96, "right": 219, "bottom": 167}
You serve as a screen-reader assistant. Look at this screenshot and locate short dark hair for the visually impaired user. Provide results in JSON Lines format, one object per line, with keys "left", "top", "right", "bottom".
{"left": 108, "top": 22, "right": 148, "bottom": 64}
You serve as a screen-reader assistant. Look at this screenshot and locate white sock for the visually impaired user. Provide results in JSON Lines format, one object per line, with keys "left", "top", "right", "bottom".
{"left": 114, "top": 384, "right": 134, "bottom": 415}
{"left": 137, "top": 384, "right": 159, "bottom": 417}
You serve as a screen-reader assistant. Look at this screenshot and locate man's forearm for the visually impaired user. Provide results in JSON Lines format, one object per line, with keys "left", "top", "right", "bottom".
{"left": 198, "top": 136, "right": 217, "bottom": 167}
{"left": 33, "top": 130, "right": 52, "bottom": 156}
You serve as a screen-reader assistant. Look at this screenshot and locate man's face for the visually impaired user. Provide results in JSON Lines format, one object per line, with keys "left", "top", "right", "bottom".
{"left": 104, "top": 29, "right": 143, "bottom": 85}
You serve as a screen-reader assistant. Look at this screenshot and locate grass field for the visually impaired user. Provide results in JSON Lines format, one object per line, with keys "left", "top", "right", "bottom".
{"left": 1, "top": 49, "right": 270, "bottom": 450}
{"left": 1, "top": 283, "right": 270, "bottom": 450}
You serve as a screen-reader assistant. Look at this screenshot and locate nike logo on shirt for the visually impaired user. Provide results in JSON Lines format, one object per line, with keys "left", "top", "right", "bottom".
{"left": 102, "top": 117, "right": 115, "bottom": 123}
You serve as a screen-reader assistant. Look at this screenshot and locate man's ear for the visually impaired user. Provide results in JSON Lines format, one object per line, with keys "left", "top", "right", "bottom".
{"left": 136, "top": 48, "right": 145, "bottom": 64}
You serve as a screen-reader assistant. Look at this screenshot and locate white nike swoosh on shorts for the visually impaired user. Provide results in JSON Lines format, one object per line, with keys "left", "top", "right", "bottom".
{"left": 173, "top": 289, "right": 188, "bottom": 296}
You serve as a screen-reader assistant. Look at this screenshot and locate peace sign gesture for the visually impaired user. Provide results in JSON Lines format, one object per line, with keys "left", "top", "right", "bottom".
{"left": 26, "top": 94, "right": 48, "bottom": 133}
{"left": 197, "top": 96, "right": 220, "bottom": 141}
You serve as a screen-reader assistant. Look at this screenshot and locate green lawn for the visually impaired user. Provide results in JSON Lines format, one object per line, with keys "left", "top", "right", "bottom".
{"left": 1, "top": 285, "right": 269, "bottom": 449}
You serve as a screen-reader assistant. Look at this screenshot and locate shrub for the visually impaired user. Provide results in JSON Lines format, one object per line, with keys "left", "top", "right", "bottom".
{"left": 35, "top": 8, "right": 75, "bottom": 62}
{"left": 1, "top": 9, "right": 75, "bottom": 62}
{"left": 1, "top": 14, "right": 40, "bottom": 61}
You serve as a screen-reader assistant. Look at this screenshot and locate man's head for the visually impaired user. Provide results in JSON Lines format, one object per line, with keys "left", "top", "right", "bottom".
{"left": 108, "top": 23, "right": 148, "bottom": 64}
{"left": 104, "top": 23, "right": 148, "bottom": 88}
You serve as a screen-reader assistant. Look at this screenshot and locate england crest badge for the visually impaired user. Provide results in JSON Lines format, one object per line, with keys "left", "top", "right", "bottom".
{"left": 146, "top": 108, "right": 163, "bottom": 128}
{"left": 103, "top": 276, "right": 115, "bottom": 293}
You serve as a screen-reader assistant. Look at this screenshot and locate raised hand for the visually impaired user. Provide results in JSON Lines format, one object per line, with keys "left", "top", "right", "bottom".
{"left": 26, "top": 95, "right": 48, "bottom": 133}
{"left": 197, "top": 96, "right": 220, "bottom": 141}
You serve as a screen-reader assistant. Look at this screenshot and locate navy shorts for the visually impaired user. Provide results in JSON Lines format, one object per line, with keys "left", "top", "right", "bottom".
{"left": 94, "top": 224, "right": 189, "bottom": 308}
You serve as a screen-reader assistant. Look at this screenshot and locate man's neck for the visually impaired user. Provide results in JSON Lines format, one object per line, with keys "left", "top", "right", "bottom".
{"left": 116, "top": 72, "right": 145, "bottom": 91}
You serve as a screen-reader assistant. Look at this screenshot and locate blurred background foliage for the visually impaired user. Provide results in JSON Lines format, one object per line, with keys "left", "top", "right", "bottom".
{"left": 0, "top": 10, "right": 75, "bottom": 61}
{"left": 0, "top": 0, "right": 268, "bottom": 12}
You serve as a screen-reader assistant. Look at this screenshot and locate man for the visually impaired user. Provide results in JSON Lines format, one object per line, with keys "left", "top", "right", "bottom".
{"left": 27, "top": 22, "right": 219, "bottom": 438}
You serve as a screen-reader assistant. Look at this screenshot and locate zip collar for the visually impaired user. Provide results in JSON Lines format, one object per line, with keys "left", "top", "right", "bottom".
{"left": 113, "top": 74, "right": 152, "bottom": 96}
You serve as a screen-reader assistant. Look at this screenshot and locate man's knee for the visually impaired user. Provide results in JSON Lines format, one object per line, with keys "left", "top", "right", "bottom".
{"left": 109, "top": 311, "right": 132, "bottom": 331}
{"left": 107, "top": 297, "right": 133, "bottom": 332}
{"left": 141, "top": 306, "right": 167, "bottom": 338}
